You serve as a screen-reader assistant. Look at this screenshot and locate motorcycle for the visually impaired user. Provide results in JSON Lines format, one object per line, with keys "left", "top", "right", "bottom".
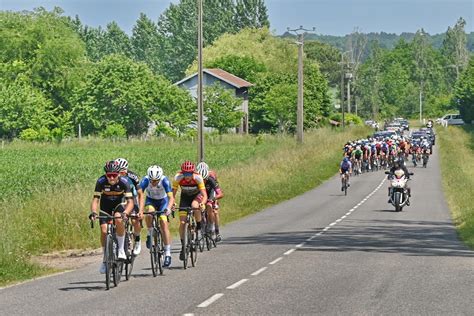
{"left": 385, "top": 170, "right": 414, "bottom": 212}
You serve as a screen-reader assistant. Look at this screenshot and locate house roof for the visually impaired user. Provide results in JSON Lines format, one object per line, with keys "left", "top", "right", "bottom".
{"left": 175, "top": 68, "right": 253, "bottom": 89}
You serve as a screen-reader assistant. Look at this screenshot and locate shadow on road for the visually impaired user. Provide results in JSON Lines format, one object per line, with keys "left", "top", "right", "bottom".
{"left": 58, "top": 281, "right": 104, "bottom": 291}
{"left": 223, "top": 219, "right": 473, "bottom": 258}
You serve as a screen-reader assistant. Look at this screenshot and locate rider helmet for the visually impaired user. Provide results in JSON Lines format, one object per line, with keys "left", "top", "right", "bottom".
{"left": 198, "top": 167, "right": 209, "bottom": 180}
{"left": 181, "top": 160, "right": 195, "bottom": 173}
{"left": 104, "top": 160, "right": 121, "bottom": 173}
{"left": 115, "top": 158, "right": 129, "bottom": 171}
{"left": 196, "top": 161, "right": 209, "bottom": 173}
{"left": 147, "top": 165, "right": 163, "bottom": 181}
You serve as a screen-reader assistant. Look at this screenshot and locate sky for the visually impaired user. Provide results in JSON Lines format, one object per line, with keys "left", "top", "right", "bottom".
{"left": 1, "top": 0, "right": 473, "bottom": 36}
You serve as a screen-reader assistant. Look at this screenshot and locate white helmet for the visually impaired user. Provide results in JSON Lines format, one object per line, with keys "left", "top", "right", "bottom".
{"left": 196, "top": 161, "right": 209, "bottom": 173}
{"left": 147, "top": 165, "right": 163, "bottom": 181}
{"left": 199, "top": 167, "right": 209, "bottom": 180}
{"left": 115, "top": 158, "right": 128, "bottom": 171}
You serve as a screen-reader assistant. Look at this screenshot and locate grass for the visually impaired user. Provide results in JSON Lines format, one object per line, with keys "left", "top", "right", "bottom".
{"left": 0, "top": 127, "right": 369, "bottom": 286}
{"left": 437, "top": 125, "right": 474, "bottom": 249}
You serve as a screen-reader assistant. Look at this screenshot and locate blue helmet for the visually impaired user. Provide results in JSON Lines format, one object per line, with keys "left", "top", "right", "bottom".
{"left": 343, "top": 157, "right": 349, "bottom": 163}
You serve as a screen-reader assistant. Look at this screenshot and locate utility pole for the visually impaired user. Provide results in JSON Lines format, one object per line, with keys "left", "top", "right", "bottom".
{"left": 197, "top": 0, "right": 204, "bottom": 161}
{"left": 340, "top": 50, "right": 352, "bottom": 130}
{"left": 287, "top": 26, "right": 316, "bottom": 144}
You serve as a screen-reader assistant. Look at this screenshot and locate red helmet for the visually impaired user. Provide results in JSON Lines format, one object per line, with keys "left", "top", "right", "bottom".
{"left": 181, "top": 160, "right": 195, "bottom": 173}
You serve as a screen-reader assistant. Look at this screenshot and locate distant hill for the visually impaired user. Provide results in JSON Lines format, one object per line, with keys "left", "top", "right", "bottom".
{"left": 280, "top": 31, "right": 474, "bottom": 52}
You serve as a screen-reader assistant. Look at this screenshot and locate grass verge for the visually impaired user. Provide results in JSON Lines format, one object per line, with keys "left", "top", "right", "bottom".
{"left": 437, "top": 125, "right": 474, "bottom": 249}
{"left": 0, "top": 127, "right": 369, "bottom": 286}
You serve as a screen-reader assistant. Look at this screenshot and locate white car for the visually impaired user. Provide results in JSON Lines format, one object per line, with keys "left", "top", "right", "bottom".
{"left": 439, "top": 114, "right": 465, "bottom": 126}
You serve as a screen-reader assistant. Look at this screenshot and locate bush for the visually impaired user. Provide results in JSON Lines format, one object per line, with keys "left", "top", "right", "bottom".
{"left": 19, "top": 128, "right": 39, "bottom": 141}
{"left": 329, "top": 113, "right": 363, "bottom": 126}
{"left": 100, "top": 123, "right": 127, "bottom": 139}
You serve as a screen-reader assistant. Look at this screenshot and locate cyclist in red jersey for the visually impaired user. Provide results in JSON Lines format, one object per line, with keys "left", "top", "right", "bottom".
{"left": 172, "top": 161, "right": 207, "bottom": 261}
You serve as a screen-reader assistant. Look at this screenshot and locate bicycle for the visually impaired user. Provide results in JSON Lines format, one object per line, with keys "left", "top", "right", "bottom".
{"left": 143, "top": 210, "right": 172, "bottom": 277}
{"left": 200, "top": 206, "right": 217, "bottom": 251}
{"left": 179, "top": 206, "right": 199, "bottom": 269}
{"left": 341, "top": 171, "right": 349, "bottom": 196}
{"left": 123, "top": 213, "right": 140, "bottom": 281}
{"left": 90, "top": 210, "right": 123, "bottom": 290}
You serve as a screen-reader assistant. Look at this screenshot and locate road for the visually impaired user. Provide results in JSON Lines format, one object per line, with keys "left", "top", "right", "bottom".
{"left": 1, "top": 146, "right": 473, "bottom": 315}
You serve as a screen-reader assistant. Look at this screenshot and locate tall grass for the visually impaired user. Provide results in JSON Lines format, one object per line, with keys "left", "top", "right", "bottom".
{"left": 0, "top": 127, "right": 369, "bottom": 286}
{"left": 437, "top": 125, "right": 474, "bottom": 249}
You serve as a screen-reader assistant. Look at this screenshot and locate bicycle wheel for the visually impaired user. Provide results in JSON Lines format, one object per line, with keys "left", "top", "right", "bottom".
{"left": 112, "top": 238, "right": 122, "bottom": 287}
{"left": 156, "top": 228, "right": 164, "bottom": 275}
{"left": 343, "top": 177, "right": 347, "bottom": 196}
{"left": 150, "top": 229, "right": 159, "bottom": 277}
{"left": 190, "top": 225, "right": 197, "bottom": 267}
{"left": 104, "top": 234, "right": 114, "bottom": 290}
{"left": 124, "top": 231, "right": 134, "bottom": 280}
{"left": 183, "top": 222, "right": 189, "bottom": 270}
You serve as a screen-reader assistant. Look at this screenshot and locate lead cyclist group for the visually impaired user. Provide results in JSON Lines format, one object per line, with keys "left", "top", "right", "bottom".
{"left": 89, "top": 158, "right": 224, "bottom": 273}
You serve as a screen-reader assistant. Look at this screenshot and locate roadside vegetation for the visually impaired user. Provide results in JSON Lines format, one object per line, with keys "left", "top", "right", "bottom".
{"left": 437, "top": 125, "right": 474, "bottom": 249}
{"left": 0, "top": 127, "right": 369, "bottom": 286}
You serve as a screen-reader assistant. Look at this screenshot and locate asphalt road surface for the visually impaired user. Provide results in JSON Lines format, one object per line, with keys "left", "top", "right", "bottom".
{"left": 1, "top": 146, "right": 473, "bottom": 315}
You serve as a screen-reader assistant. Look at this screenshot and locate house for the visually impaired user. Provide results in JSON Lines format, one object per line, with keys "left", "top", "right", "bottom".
{"left": 175, "top": 68, "right": 253, "bottom": 134}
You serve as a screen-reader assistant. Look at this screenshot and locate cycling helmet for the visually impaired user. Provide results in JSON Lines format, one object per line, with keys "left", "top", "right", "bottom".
{"left": 343, "top": 157, "right": 349, "bottom": 163}
{"left": 196, "top": 161, "right": 209, "bottom": 173}
{"left": 104, "top": 160, "right": 121, "bottom": 173}
{"left": 199, "top": 167, "right": 209, "bottom": 180}
{"left": 115, "top": 158, "right": 128, "bottom": 171}
{"left": 181, "top": 160, "right": 195, "bottom": 173}
{"left": 147, "top": 165, "right": 163, "bottom": 180}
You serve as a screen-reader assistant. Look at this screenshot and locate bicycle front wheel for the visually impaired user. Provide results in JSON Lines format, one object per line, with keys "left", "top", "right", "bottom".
{"left": 190, "top": 226, "right": 197, "bottom": 267}
{"left": 150, "top": 229, "right": 159, "bottom": 277}
{"left": 104, "top": 234, "right": 113, "bottom": 290}
{"left": 183, "top": 223, "right": 190, "bottom": 269}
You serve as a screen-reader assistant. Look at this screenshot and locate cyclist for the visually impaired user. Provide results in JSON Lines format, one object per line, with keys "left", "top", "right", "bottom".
{"left": 90, "top": 161, "right": 134, "bottom": 274}
{"left": 353, "top": 145, "right": 363, "bottom": 174}
{"left": 339, "top": 156, "right": 352, "bottom": 191}
{"left": 116, "top": 158, "right": 143, "bottom": 255}
{"left": 139, "top": 165, "right": 174, "bottom": 267}
{"left": 197, "top": 163, "right": 224, "bottom": 241}
{"left": 172, "top": 161, "right": 207, "bottom": 261}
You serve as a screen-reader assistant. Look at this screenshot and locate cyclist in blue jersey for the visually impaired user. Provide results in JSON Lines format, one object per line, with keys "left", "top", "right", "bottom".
{"left": 339, "top": 156, "right": 352, "bottom": 191}
{"left": 116, "top": 158, "right": 144, "bottom": 255}
{"left": 139, "top": 165, "right": 175, "bottom": 267}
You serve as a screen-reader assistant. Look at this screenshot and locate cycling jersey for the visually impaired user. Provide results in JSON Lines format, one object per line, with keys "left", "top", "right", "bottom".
{"left": 124, "top": 170, "right": 140, "bottom": 206}
{"left": 354, "top": 149, "right": 363, "bottom": 158}
{"left": 340, "top": 160, "right": 352, "bottom": 172}
{"left": 93, "top": 176, "right": 132, "bottom": 212}
{"left": 172, "top": 172, "right": 205, "bottom": 197}
{"left": 140, "top": 176, "right": 172, "bottom": 200}
{"left": 204, "top": 176, "right": 221, "bottom": 201}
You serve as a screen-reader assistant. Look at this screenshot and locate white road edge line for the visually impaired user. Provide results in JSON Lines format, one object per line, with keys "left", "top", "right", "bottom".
{"left": 183, "top": 314, "right": 194, "bottom": 316}
{"left": 227, "top": 279, "right": 248, "bottom": 290}
{"left": 251, "top": 267, "right": 267, "bottom": 276}
{"left": 284, "top": 248, "right": 296, "bottom": 255}
{"left": 269, "top": 257, "right": 283, "bottom": 265}
{"left": 296, "top": 243, "right": 305, "bottom": 248}
{"left": 197, "top": 293, "right": 224, "bottom": 308}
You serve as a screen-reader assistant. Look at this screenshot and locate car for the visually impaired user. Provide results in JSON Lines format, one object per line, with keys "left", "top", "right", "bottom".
{"left": 399, "top": 119, "right": 409, "bottom": 131}
{"left": 439, "top": 114, "right": 465, "bottom": 126}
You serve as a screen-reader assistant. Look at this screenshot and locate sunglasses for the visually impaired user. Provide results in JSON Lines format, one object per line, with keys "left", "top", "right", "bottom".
{"left": 183, "top": 172, "right": 193, "bottom": 177}
{"left": 106, "top": 173, "right": 119, "bottom": 179}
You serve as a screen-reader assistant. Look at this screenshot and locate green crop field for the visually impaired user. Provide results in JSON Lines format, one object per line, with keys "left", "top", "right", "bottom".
{"left": 0, "top": 127, "right": 369, "bottom": 286}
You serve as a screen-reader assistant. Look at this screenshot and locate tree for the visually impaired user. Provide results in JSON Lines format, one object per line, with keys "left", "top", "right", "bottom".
{"left": 71, "top": 55, "right": 163, "bottom": 135}
{"left": 103, "top": 21, "right": 132, "bottom": 58}
{"left": 304, "top": 41, "right": 342, "bottom": 86}
{"left": 131, "top": 13, "right": 162, "bottom": 74}
{"left": 442, "top": 17, "right": 469, "bottom": 84}
{"left": 454, "top": 56, "right": 474, "bottom": 124}
{"left": 206, "top": 54, "right": 266, "bottom": 83}
{"left": 263, "top": 83, "right": 297, "bottom": 133}
{"left": 235, "top": 0, "right": 270, "bottom": 29}
{"left": 204, "top": 84, "right": 244, "bottom": 134}
{"left": 157, "top": 0, "right": 238, "bottom": 82}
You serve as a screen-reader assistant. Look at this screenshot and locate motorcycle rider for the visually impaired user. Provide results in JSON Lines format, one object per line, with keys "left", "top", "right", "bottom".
{"left": 387, "top": 157, "right": 411, "bottom": 205}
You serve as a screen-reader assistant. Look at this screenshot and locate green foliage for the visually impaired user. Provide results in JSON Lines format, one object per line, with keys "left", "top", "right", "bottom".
{"left": 204, "top": 84, "right": 244, "bottom": 134}
{"left": 304, "top": 41, "right": 342, "bottom": 86}
{"left": 103, "top": 21, "right": 133, "bottom": 58}
{"left": 329, "top": 113, "right": 363, "bottom": 126}
{"left": 131, "top": 13, "right": 161, "bottom": 74}
{"left": 235, "top": 0, "right": 270, "bottom": 29}
{"left": 454, "top": 56, "right": 474, "bottom": 123}
{"left": 206, "top": 54, "right": 266, "bottom": 83}
{"left": 100, "top": 123, "right": 127, "bottom": 139}
{"left": 263, "top": 82, "right": 297, "bottom": 133}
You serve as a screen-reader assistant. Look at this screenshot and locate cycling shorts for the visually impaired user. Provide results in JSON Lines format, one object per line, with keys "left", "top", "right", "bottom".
{"left": 99, "top": 203, "right": 125, "bottom": 225}
{"left": 179, "top": 193, "right": 204, "bottom": 217}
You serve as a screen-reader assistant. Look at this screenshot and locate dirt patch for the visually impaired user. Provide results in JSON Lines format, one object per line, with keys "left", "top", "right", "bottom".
{"left": 31, "top": 249, "right": 102, "bottom": 271}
